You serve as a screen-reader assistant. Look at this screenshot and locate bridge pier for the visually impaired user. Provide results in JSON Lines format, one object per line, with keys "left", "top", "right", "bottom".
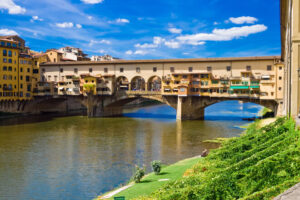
{"left": 176, "top": 96, "right": 205, "bottom": 120}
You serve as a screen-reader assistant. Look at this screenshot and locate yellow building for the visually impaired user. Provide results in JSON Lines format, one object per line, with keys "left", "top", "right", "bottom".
{"left": 0, "top": 38, "right": 19, "bottom": 101}
{"left": 19, "top": 54, "right": 34, "bottom": 100}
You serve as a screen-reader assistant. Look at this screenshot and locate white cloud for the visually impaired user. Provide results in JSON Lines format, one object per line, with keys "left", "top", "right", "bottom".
{"left": 81, "top": 0, "right": 104, "bottom": 4}
{"left": 168, "top": 28, "right": 182, "bottom": 34}
{"left": 89, "top": 39, "right": 111, "bottom": 46}
{"left": 55, "top": 22, "right": 82, "bottom": 29}
{"left": 177, "top": 24, "right": 267, "bottom": 45}
{"left": 99, "top": 49, "right": 106, "bottom": 53}
{"left": 0, "top": 28, "right": 18, "bottom": 35}
{"left": 164, "top": 40, "right": 180, "bottom": 49}
{"left": 30, "top": 15, "right": 43, "bottom": 22}
{"left": 0, "top": 0, "right": 26, "bottom": 14}
{"left": 88, "top": 16, "right": 93, "bottom": 20}
{"left": 135, "top": 36, "right": 165, "bottom": 49}
{"left": 125, "top": 50, "right": 148, "bottom": 55}
{"left": 213, "top": 21, "right": 219, "bottom": 25}
{"left": 116, "top": 18, "right": 130, "bottom": 23}
{"left": 56, "top": 22, "right": 74, "bottom": 28}
{"left": 108, "top": 18, "right": 130, "bottom": 24}
{"left": 229, "top": 16, "right": 258, "bottom": 24}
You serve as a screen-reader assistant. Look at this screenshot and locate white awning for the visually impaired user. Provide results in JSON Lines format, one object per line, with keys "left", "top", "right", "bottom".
{"left": 58, "top": 87, "right": 64, "bottom": 91}
{"left": 261, "top": 75, "right": 270, "bottom": 79}
{"left": 67, "top": 88, "right": 73, "bottom": 92}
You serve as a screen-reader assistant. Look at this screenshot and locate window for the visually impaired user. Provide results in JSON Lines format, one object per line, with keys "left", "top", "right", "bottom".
{"left": 226, "top": 66, "right": 231, "bottom": 71}
{"left": 27, "top": 68, "right": 30, "bottom": 73}
{"left": 8, "top": 67, "right": 12, "bottom": 71}
{"left": 60, "top": 68, "right": 63, "bottom": 73}
{"left": 193, "top": 74, "right": 199, "bottom": 78}
{"left": 74, "top": 68, "right": 78, "bottom": 74}
{"left": 41, "top": 68, "right": 45, "bottom": 73}
{"left": 120, "top": 68, "right": 124, "bottom": 72}
{"left": 20, "top": 76, "right": 23, "bottom": 80}
{"left": 89, "top": 68, "right": 93, "bottom": 73}
{"left": 3, "top": 50, "right": 7, "bottom": 56}
{"left": 279, "top": 87, "right": 282, "bottom": 91}
{"left": 246, "top": 66, "right": 251, "bottom": 71}
{"left": 3, "top": 58, "right": 7, "bottom": 63}
{"left": 267, "top": 65, "right": 272, "bottom": 71}
{"left": 8, "top": 59, "right": 12, "bottom": 63}
{"left": 136, "top": 67, "right": 140, "bottom": 73}
{"left": 279, "top": 66, "right": 283, "bottom": 70}
{"left": 153, "top": 67, "right": 157, "bottom": 72}
{"left": 8, "top": 51, "right": 12, "bottom": 57}
{"left": 279, "top": 76, "right": 282, "bottom": 80}
{"left": 183, "top": 75, "right": 188, "bottom": 79}
{"left": 207, "top": 66, "right": 212, "bottom": 71}
{"left": 188, "top": 67, "right": 193, "bottom": 72}
{"left": 170, "top": 67, "right": 175, "bottom": 73}
{"left": 104, "top": 68, "right": 108, "bottom": 73}
{"left": 26, "top": 76, "right": 30, "bottom": 82}
{"left": 35, "top": 61, "right": 38, "bottom": 66}
{"left": 27, "top": 85, "right": 31, "bottom": 92}
{"left": 3, "top": 75, "right": 7, "bottom": 80}
{"left": 8, "top": 75, "right": 12, "bottom": 80}
{"left": 7, "top": 42, "right": 11, "bottom": 47}
{"left": 3, "top": 66, "right": 7, "bottom": 71}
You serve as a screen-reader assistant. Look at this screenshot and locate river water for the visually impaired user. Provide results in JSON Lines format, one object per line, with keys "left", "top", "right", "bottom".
{"left": 0, "top": 101, "right": 262, "bottom": 200}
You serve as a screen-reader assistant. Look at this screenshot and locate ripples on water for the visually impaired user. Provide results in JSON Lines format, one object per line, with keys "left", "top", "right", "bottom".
{"left": 0, "top": 101, "right": 262, "bottom": 200}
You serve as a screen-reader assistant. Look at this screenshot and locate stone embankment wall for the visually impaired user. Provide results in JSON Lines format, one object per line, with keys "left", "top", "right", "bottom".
{"left": 0, "top": 96, "right": 86, "bottom": 116}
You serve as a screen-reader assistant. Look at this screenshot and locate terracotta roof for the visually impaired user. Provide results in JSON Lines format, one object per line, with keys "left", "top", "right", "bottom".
{"left": 40, "top": 56, "right": 281, "bottom": 66}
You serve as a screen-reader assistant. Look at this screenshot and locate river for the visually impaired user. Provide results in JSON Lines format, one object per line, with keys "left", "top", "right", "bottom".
{"left": 0, "top": 101, "right": 262, "bottom": 200}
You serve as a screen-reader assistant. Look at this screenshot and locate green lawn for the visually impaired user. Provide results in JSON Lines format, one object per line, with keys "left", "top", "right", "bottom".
{"left": 110, "top": 157, "right": 201, "bottom": 199}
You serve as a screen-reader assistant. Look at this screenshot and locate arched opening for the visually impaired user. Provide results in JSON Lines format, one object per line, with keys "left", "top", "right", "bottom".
{"left": 116, "top": 76, "right": 129, "bottom": 91}
{"left": 147, "top": 76, "right": 162, "bottom": 91}
{"left": 204, "top": 100, "right": 272, "bottom": 121}
{"left": 131, "top": 76, "right": 145, "bottom": 91}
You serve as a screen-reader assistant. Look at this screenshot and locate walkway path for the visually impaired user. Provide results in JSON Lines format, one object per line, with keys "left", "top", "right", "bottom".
{"left": 98, "top": 184, "right": 133, "bottom": 199}
{"left": 274, "top": 183, "right": 300, "bottom": 200}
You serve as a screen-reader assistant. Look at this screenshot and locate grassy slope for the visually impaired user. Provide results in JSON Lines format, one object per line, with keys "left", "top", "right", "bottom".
{"left": 137, "top": 117, "right": 300, "bottom": 200}
{"left": 110, "top": 157, "right": 201, "bottom": 199}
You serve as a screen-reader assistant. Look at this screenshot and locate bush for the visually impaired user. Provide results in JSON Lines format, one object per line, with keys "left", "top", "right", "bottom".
{"left": 132, "top": 165, "right": 145, "bottom": 183}
{"left": 151, "top": 160, "right": 162, "bottom": 175}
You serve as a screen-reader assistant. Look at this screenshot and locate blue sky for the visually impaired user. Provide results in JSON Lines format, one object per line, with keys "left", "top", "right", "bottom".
{"left": 0, "top": 0, "right": 281, "bottom": 59}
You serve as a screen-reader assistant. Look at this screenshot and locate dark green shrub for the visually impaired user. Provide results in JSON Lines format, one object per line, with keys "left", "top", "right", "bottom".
{"left": 132, "top": 165, "right": 145, "bottom": 183}
{"left": 151, "top": 160, "right": 162, "bottom": 175}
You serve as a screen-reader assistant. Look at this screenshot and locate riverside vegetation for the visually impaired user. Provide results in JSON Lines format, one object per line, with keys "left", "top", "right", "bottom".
{"left": 131, "top": 117, "right": 300, "bottom": 200}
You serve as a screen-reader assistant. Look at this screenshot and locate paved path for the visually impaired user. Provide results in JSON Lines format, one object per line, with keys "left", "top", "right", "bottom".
{"left": 274, "top": 183, "right": 300, "bottom": 200}
{"left": 98, "top": 183, "right": 133, "bottom": 199}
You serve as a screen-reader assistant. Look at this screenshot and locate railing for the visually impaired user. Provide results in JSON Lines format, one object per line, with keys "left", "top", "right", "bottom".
{"left": 118, "top": 90, "right": 162, "bottom": 95}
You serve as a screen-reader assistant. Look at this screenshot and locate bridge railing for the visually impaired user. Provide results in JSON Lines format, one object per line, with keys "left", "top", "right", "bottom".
{"left": 116, "top": 90, "right": 162, "bottom": 96}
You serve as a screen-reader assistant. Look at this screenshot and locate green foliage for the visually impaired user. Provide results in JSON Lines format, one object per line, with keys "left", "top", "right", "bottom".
{"left": 151, "top": 160, "right": 162, "bottom": 175}
{"left": 132, "top": 165, "right": 145, "bottom": 183}
{"left": 141, "top": 117, "right": 300, "bottom": 200}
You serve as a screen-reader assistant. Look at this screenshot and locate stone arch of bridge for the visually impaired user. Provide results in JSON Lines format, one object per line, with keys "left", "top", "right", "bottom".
{"left": 147, "top": 76, "right": 162, "bottom": 92}
{"left": 116, "top": 76, "right": 129, "bottom": 91}
{"left": 130, "top": 76, "right": 146, "bottom": 91}
{"left": 176, "top": 96, "right": 279, "bottom": 120}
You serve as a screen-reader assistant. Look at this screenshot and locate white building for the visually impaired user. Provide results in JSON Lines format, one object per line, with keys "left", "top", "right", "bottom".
{"left": 90, "top": 55, "right": 120, "bottom": 61}
{"left": 59, "top": 47, "right": 90, "bottom": 61}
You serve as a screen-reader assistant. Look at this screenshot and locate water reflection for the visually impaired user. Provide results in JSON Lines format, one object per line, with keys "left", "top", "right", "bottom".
{"left": 0, "top": 101, "right": 261, "bottom": 200}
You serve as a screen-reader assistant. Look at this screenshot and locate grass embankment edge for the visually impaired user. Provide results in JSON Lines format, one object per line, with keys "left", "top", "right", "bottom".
{"left": 95, "top": 156, "right": 202, "bottom": 200}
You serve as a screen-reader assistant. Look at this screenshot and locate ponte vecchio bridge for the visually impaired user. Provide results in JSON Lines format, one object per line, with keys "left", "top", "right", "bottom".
{"left": 29, "top": 56, "right": 285, "bottom": 120}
